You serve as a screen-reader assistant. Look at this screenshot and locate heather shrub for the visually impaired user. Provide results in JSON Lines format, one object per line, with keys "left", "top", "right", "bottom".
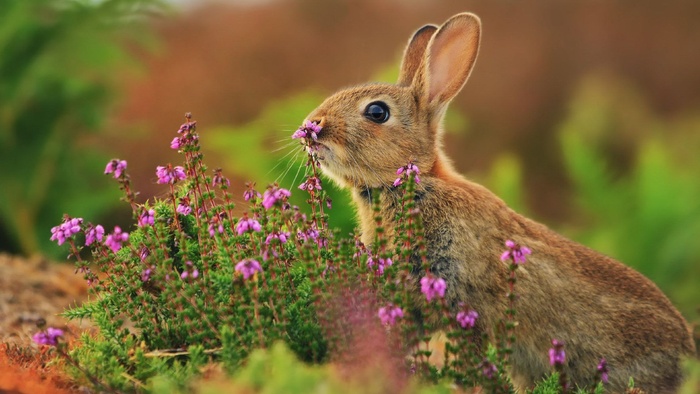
{"left": 46, "top": 114, "right": 613, "bottom": 393}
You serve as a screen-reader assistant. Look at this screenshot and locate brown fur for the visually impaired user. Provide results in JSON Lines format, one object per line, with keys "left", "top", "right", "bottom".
{"left": 305, "top": 13, "right": 695, "bottom": 393}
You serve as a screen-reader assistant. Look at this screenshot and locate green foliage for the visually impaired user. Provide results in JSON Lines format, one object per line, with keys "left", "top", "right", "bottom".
{"left": 0, "top": 0, "right": 161, "bottom": 256}
{"left": 487, "top": 153, "right": 528, "bottom": 215}
{"left": 679, "top": 357, "right": 700, "bottom": 394}
{"left": 192, "top": 342, "right": 456, "bottom": 394}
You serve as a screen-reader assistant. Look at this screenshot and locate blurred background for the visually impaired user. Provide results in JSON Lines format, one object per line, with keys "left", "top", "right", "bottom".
{"left": 1, "top": 0, "right": 699, "bottom": 318}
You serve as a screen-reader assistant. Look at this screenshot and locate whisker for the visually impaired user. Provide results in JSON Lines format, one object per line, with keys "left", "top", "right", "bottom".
{"left": 289, "top": 150, "right": 309, "bottom": 190}
{"left": 267, "top": 145, "right": 302, "bottom": 177}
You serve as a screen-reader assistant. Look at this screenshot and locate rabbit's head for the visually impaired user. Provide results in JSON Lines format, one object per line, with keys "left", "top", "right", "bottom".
{"left": 305, "top": 13, "right": 481, "bottom": 189}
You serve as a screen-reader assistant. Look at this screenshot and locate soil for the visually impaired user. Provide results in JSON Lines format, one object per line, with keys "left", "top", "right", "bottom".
{"left": 0, "top": 253, "right": 90, "bottom": 346}
{"left": 0, "top": 253, "right": 90, "bottom": 393}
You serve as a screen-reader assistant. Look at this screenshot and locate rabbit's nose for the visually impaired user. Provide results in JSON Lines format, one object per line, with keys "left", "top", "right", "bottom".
{"left": 308, "top": 116, "right": 326, "bottom": 129}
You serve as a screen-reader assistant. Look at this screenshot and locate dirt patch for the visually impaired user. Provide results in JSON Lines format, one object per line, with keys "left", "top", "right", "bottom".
{"left": 0, "top": 253, "right": 89, "bottom": 347}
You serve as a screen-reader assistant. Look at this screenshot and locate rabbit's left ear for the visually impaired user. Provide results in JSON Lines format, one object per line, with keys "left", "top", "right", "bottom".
{"left": 419, "top": 13, "right": 481, "bottom": 110}
{"left": 398, "top": 24, "right": 438, "bottom": 86}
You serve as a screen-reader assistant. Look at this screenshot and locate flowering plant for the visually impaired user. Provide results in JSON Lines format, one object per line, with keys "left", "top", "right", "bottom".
{"left": 47, "top": 114, "right": 611, "bottom": 393}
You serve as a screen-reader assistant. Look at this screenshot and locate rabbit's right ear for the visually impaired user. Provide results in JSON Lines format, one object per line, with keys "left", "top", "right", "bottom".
{"left": 397, "top": 24, "right": 438, "bottom": 86}
{"left": 417, "top": 13, "right": 481, "bottom": 113}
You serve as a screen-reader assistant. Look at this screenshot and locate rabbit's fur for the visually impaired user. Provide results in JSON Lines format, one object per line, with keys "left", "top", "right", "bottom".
{"left": 304, "top": 13, "right": 695, "bottom": 393}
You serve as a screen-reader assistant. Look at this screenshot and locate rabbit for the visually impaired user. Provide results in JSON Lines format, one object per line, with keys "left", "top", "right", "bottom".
{"left": 302, "top": 12, "right": 696, "bottom": 393}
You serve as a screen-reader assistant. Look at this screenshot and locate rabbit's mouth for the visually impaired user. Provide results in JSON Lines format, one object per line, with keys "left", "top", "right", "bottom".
{"left": 311, "top": 142, "right": 356, "bottom": 188}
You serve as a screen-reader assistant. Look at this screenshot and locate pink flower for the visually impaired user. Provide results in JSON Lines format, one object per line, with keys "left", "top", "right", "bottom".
{"left": 236, "top": 216, "right": 262, "bottom": 236}
{"left": 420, "top": 275, "right": 446, "bottom": 302}
{"left": 177, "top": 120, "right": 196, "bottom": 134}
{"left": 549, "top": 339, "right": 566, "bottom": 367}
{"left": 33, "top": 327, "right": 64, "bottom": 346}
{"left": 177, "top": 202, "right": 192, "bottom": 215}
{"left": 141, "top": 268, "right": 153, "bottom": 282}
{"left": 50, "top": 217, "right": 83, "bottom": 246}
{"left": 212, "top": 169, "right": 230, "bottom": 188}
{"left": 297, "top": 226, "right": 320, "bottom": 243}
{"left": 456, "top": 309, "right": 479, "bottom": 329}
{"left": 597, "top": 358, "right": 609, "bottom": 384}
{"left": 138, "top": 208, "right": 155, "bottom": 227}
{"left": 244, "top": 182, "right": 262, "bottom": 201}
{"left": 84, "top": 224, "right": 105, "bottom": 246}
{"left": 170, "top": 136, "right": 182, "bottom": 150}
{"left": 298, "top": 176, "right": 322, "bottom": 191}
{"left": 368, "top": 256, "right": 393, "bottom": 275}
{"left": 235, "top": 259, "right": 262, "bottom": 280}
{"left": 393, "top": 162, "right": 421, "bottom": 187}
{"left": 265, "top": 231, "right": 290, "bottom": 245}
{"left": 500, "top": 239, "right": 532, "bottom": 265}
{"left": 480, "top": 360, "right": 498, "bottom": 379}
{"left": 378, "top": 304, "right": 404, "bottom": 326}
{"left": 208, "top": 218, "right": 225, "bottom": 237}
{"left": 156, "top": 164, "right": 186, "bottom": 184}
{"left": 262, "top": 186, "right": 291, "bottom": 209}
{"left": 105, "top": 226, "right": 129, "bottom": 252}
{"left": 292, "top": 119, "right": 322, "bottom": 141}
{"left": 104, "top": 159, "right": 127, "bottom": 178}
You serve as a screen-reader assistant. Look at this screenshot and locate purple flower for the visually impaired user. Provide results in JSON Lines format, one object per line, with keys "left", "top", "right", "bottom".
{"left": 368, "top": 256, "right": 393, "bottom": 275}
{"left": 298, "top": 176, "right": 322, "bottom": 191}
{"left": 139, "top": 245, "right": 150, "bottom": 261}
{"left": 156, "top": 164, "right": 187, "bottom": 184}
{"left": 500, "top": 239, "right": 532, "bottom": 265}
{"left": 393, "top": 162, "right": 421, "bottom": 187}
{"left": 236, "top": 216, "right": 262, "bottom": 236}
{"left": 244, "top": 189, "right": 261, "bottom": 201}
{"left": 297, "top": 225, "right": 320, "bottom": 243}
{"left": 420, "top": 275, "right": 447, "bottom": 302}
{"left": 170, "top": 137, "right": 182, "bottom": 150}
{"left": 456, "top": 309, "right": 479, "bottom": 329}
{"left": 84, "top": 224, "right": 105, "bottom": 246}
{"left": 549, "top": 339, "right": 566, "bottom": 367}
{"left": 262, "top": 186, "right": 292, "bottom": 209}
{"left": 181, "top": 262, "right": 199, "bottom": 280}
{"left": 480, "top": 360, "right": 498, "bottom": 379}
{"left": 265, "top": 231, "right": 290, "bottom": 245}
{"left": 378, "top": 305, "right": 404, "bottom": 326}
{"left": 208, "top": 217, "right": 225, "bottom": 237}
{"left": 597, "top": 358, "right": 609, "bottom": 384}
{"left": 104, "top": 159, "right": 127, "bottom": 179}
{"left": 138, "top": 208, "right": 156, "bottom": 227}
{"left": 292, "top": 119, "right": 322, "bottom": 141}
{"left": 105, "top": 226, "right": 129, "bottom": 253}
{"left": 243, "top": 182, "right": 262, "bottom": 202}
{"left": 177, "top": 202, "right": 192, "bottom": 215}
{"left": 212, "top": 169, "right": 230, "bottom": 188}
{"left": 50, "top": 217, "right": 83, "bottom": 246}
{"left": 33, "top": 327, "right": 64, "bottom": 346}
{"left": 141, "top": 268, "right": 153, "bottom": 282}
{"left": 235, "top": 259, "right": 262, "bottom": 280}
{"left": 178, "top": 120, "right": 196, "bottom": 134}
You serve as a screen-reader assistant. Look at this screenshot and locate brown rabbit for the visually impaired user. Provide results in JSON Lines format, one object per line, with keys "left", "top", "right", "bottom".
{"left": 303, "top": 12, "right": 695, "bottom": 393}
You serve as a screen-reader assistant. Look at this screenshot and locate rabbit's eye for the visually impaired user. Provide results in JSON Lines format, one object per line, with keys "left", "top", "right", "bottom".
{"left": 364, "top": 101, "right": 390, "bottom": 123}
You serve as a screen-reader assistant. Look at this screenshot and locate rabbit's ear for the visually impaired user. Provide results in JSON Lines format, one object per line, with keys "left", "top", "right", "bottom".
{"left": 398, "top": 24, "right": 438, "bottom": 86}
{"left": 420, "top": 13, "right": 481, "bottom": 109}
